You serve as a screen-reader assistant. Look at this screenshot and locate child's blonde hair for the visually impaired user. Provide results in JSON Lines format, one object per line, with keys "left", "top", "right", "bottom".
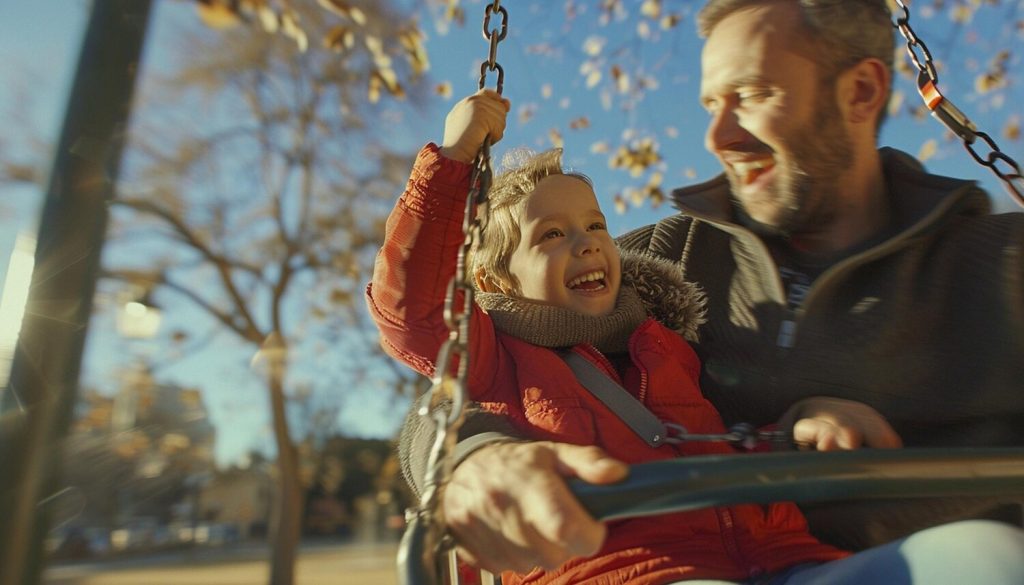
{"left": 472, "top": 148, "right": 592, "bottom": 294}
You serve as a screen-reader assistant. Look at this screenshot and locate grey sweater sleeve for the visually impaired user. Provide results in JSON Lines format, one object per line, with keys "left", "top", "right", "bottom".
{"left": 398, "top": 392, "right": 526, "bottom": 498}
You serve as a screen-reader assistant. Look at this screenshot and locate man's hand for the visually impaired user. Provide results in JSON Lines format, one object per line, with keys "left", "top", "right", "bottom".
{"left": 443, "top": 441, "right": 628, "bottom": 574}
{"left": 781, "top": 396, "right": 903, "bottom": 451}
{"left": 440, "top": 89, "right": 510, "bottom": 163}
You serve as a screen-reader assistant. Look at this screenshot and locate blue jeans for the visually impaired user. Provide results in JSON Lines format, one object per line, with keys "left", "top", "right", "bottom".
{"left": 671, "top": 520, "right": 1024, "bottom": 585}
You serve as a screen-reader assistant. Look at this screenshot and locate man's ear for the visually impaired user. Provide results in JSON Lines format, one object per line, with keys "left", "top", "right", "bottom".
{"left": 837, "top": 57, "right": 890, "bottom": 126}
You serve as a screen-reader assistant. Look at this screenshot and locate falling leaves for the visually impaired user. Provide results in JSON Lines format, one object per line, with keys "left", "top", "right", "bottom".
{"left": 254, "top": 1, "right": 279, "bottom": 33}
{"left": 918, "top": 138, "right": 938, "bottom": 162}
{"left": 196, "top": 0, "right": 243, "bottom": 29}
{"left": 190, "top": 0, "right": 429, "bottom": 105}
{"left": 660, "top": 14, "right": 682, "bottom": 30}
{"left": 611, "top": 65, "right": 630, "bottom": 94}
{"left": 950, "top": 4, "right": 975, "bottom": 24}
{"left": 609, "top": 138, "right": 661, "bottom": 177}
{"left": 323, "top": 25, "right": 355, "bottom": 52}
{"left": 581, "top": 61, "right": 602, "bottom": 89}
{"left": 569, "top": 116, "right": 591, "bottom": 130}
{"left": 518, "top": 103, "right": 537, "bottom": 125}
{"left": 444, "top": 0, "right": 465, "bottom": 27}
{"left": 316, "top": 0, "right": 366, "bottom": 25}
{"left": 280, "top": 9, "right": 308, "bottom": 52}
{"left": 888, "top": 90, "right": 905, "bottom": 118}
{"left": 583, "top": 35, "right": 606, "bottom": 57}
{"left": 365, "top": 35, "right": 405, "bottom": 102}
{"left": 640, "top": 0, "right": 661, "bottom": 19}
{"left": 398, "top": 27, "right": 430, "bottom": 76}
{"left": 548, "top": 128, "right": 564, "bottom": 149}
{"left": 435, "top": 81, "right": 453, "bottom": 99}
{"left": 1005, "top": 116, "right": 1021, "bottom": 141}
{"left": 613, "top": 193, "right": 627, "bottom": 214}
{"left": 974, "top": 50, "right": 1010, "bottom": 94}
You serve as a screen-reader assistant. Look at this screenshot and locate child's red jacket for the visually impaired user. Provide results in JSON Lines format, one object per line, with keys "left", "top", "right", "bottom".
{"left": 367, "top": 144, "right": 848, "bottom": 585}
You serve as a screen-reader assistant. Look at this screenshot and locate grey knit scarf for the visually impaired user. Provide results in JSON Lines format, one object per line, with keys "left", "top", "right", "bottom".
{"left": 474, "top": 250, "right": 707, "bottom": 354}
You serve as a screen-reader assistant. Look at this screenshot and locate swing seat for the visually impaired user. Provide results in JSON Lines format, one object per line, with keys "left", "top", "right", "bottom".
{"left": 398, "top": 446, "right": 1024, "bottom": 585}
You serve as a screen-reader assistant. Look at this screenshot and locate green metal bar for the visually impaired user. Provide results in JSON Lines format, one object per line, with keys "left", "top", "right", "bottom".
{"left": 0, "top": 1, "right": 154, "bottom": 583}
{"left": 570, "top": 447, "right": 1024, "bottom": 521}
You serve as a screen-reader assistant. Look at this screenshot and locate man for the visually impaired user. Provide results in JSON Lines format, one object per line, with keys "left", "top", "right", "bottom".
{"left": 396, "top": 0, "right": 1024, "bottom": 578}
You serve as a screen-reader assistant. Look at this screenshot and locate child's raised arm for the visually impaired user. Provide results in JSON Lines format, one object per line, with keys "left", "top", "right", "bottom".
{"left": 440, "top": 89, "right": 511, "bottom": 163}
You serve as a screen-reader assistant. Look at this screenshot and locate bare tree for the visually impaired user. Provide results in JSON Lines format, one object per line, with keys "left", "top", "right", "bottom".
{"left": 102, "top": 2, "right": 428, "bottom": 582}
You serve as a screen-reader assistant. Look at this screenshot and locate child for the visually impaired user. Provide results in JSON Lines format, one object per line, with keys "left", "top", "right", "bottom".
{"left": 368, "top": 89, "right": 864, "bottom": 584}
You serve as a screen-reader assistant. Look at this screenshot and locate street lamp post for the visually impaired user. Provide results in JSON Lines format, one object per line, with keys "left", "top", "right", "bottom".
{"left": 0, "top": 2, "right": 154, "bottom": 583}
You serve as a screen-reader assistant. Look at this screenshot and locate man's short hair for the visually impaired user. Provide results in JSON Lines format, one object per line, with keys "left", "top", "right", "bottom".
{"left": 697, "top": 0, "right": 895, "bottom": 130}
{"left": 471, "top": 148, "right": 592, "bottom": 294}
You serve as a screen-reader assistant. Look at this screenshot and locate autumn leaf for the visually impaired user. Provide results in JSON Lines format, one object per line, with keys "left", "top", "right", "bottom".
{"left": 581, "top": 61, "right": 602, "bottom": 89}
{"left": 1005, "top": 117, "right": 1021, "bottom": 141}
{"left": 640, "top": 0, "right": 662, "bottom": 19}
{"left": 445, "top": 0, "right": 465, "bottom": 26}
{"left": 323, "top": 25, "right": 355, "bottom": 52}
{"left": 975, "top": 72, "right": 1005, "bottom": 93}
{"left": 888, "top": 90, "right": 904, "bottom": 117}
{"left": 548, "top": 128, "right": 564, "bottom": 149}
{"left": 629, "top": 187, "right": 644, "bottom": 206}
{"left": 637, "top": 20, "right": 652, "bottom": 40}
{"left": 918, "top": 138, "right": 938, "bottom": 162}
{"left": 435, "top": 81, "right": 453, "bottom": 99}
{"left": 255, "top": 4, "right": 278, "bottom": 32}
{"left": 281, "top": 9, "right": 308, "bottom": 52}
{"left": 583, "top": 36, "right": 606, "bottom": 57}
{"left": 660, "top": 14, "right": 682, "bottom": 30}
{"left": 611, "top": 65, "right": 630, "bottom": 94}
{"left": 368, "top": 74, "right": 382, "bottom": 104}
{"left": 400, "top": 28, "right": 430, "bottom": 76}
{"left": 609, "top": 138, "right": 661, "bottom": 177}
{"left": 950, "top": 4, "right": 974, "bottom": 24}
{"left": 518, "top": 103, "right": 537, "bottom": 124}
{"left": 196, "top": 0, "right": 243, "bottom": 29}
{"left": 317, "top": 0, "right": 367, "bottom": 25}
{"left": 569, "top": 116, "right": 591, "bottom": 130}
{"left": 613, "top": 193, "right": 628, "bottom": 215}
{"left": 647, "top": 185, "right": 665, "bottom": 207}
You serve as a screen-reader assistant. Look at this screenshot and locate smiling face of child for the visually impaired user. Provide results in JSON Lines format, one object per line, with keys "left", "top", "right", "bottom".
{"left": 501, "top": 174, "right": 621, "bottom": 317}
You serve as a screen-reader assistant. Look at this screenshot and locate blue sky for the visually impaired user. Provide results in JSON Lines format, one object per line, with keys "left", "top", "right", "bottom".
{"left": 2, "top": 0, "right": 1022, "bottom": 466}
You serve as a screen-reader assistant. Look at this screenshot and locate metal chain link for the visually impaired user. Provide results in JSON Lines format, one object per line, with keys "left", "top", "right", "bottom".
{"left": 892, "top": 0, "right": 1024, "bottom": 207}
{"left": 411, "top": 0, "right": 508, "bottom": 574}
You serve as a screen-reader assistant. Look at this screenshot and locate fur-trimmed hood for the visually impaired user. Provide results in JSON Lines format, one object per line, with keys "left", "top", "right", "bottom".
{"left": 621, "top": 249, "right": 706, "bottom": 343}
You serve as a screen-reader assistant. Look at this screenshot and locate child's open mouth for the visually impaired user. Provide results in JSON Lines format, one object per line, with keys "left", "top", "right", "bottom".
{"left": 567, "top": 270, "right": 607, "bottom": 292}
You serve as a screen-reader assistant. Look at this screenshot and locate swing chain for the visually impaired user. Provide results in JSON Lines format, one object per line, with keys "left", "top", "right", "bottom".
{"left": 479, "top": 0, "right": 508, "bottom": 94}
{"left": 892, "top": 0, "right": 1024, "bottom": 206}
{"left": 409, "top": 0, "right": 507, "bottom": 577}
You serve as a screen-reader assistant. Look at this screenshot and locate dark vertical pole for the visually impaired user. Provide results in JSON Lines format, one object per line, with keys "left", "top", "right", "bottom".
{"left": 0, "top": 1, "right": 154, "bottom": 583}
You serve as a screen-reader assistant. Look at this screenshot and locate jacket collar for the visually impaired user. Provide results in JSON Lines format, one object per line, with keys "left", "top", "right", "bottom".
{"left": 669, "top": 148, "right": 991, "bottom": 236}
